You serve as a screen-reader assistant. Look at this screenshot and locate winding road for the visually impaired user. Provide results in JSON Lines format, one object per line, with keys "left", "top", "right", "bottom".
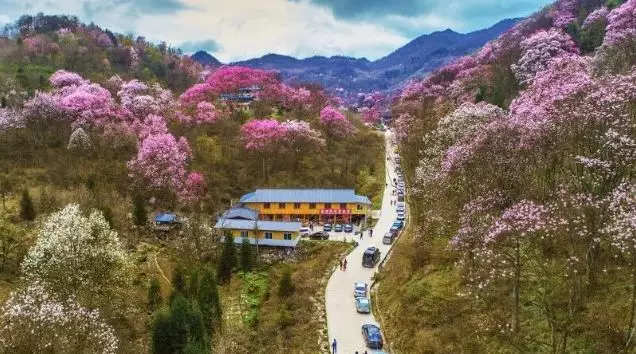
{"left": 325, "top": 130, "right": 401, "bottom": 354}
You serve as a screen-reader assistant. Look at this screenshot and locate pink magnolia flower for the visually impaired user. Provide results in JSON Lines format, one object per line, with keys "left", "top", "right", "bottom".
{"left": 319, "top": 106, "right": 354, "bottom": 137}
{"left": 604, "top": 0, "right": 636, "bottom": 46}
{"left": 49, "top": 70, "right": 87, "bottom": 88}
{"left": 240, "top": 119, "right": 288, "bottom": 151}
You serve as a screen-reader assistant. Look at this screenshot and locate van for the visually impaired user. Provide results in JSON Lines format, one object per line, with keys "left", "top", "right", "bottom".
{"left": 383, "top": 233, "right": 394, "bottom": 245}
{"left": 362, "top": 247, "right": 381, "bottom": 268}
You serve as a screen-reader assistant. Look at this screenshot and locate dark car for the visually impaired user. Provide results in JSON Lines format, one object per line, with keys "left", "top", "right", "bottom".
{"left": 309, "top": 231, "right": 329, "bottom": 240}
{"left": 362, "top": 247, "right": 381, "bottom": 268}
{"left": 362, "top": 324, "right": 384, "bottom": 349}
{"left": 323, "top": 223, "right": 332, "bottom": 232}
{"left": 334, "top": 223, "right": 343, "bottom": 232}
{"left": 344, "top": 224, "right": 353, "bottom": 233}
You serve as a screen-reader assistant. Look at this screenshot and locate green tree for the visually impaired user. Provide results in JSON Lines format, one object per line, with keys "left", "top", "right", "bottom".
{"left": 151, "top": 308, "right": 174, "bottom": 354}
{"left": 148, "top": 278, "right": 162, "bottom": 312}
{"left": 19, "top": 189, "right": 36, "bottom": 221}
{"left": 278, "top": 268, "right": 295, "bottom": 298}
{"left": 171, "top": 264, "right": 187, "bottom": 301}
{"left": 239, "top": 238, "right": 254, "bottom": 272}
{"left": 198, "top": 266, "right": 222, "bottom": 333}
{"left": 132, "top": 193, "right": 147, "bottom": 243}
{"left": 0, "top": 174, "right": 12, "bottom": 211}
{"left": 217, "top": 232, "right": 236, "bottom": 284}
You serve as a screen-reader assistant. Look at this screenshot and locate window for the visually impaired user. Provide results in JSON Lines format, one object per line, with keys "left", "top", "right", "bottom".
{"left": 264, "top": 232, "right": 273, "bottom": 239}
{"left": 279, "top": 202, "right": 286, "bottom": 209}
{"left": 357, "top": 204, "right": 363, "bottom": 210}
{"left": 264, "top": 203, "right": 270, "bottom": 209}
{"left": 340, "top": 203, "right": 347, "bottom": 209}
{"left": 309, "top": 203, "right": 316, "bottom": 209}
{"left": 325, "top": 203, "right": 332, "bottom": 209}
{"left": 240, "top": 231, "right": 249, "bottom": 238}
{"left": 294, "top": 203, "right": 301, "bottom": 209}
{"left": 283, "top": 233, "right": 292, "bottom": 240}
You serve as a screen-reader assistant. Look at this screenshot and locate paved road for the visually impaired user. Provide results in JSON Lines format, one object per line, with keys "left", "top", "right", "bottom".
{"left": 325, "top": 130, "right": 401, "bottom": 354}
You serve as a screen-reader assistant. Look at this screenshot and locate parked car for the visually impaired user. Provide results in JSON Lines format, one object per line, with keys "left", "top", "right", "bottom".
{"left": 362, "top": 324, "right": 384, "bottom": 349}
{"left": 397, "top": 195, "right": 405, "bottom": 202}
{"left": 396, "top": 205, "right": 405, "bottom": 213}
{"left": 355, "top": 297, "right": 371, "bottom": 314}
{"left": 309, "top": 231, "right": 329, "bottom": 240}
{"left": 300, "top": 227, "right": 310, "bottom": 237}
{"left": 344, "top": 224, "right": 353, "bottom": 233}
{"left": 334, "top": 224, "right": 343, "bottom": 232}
{"left": 396, "top": 202, "right": 405, "bottom": 209}
{"left": 323, "top": 223, "right": 332, "bottom": 232}
{"left": 354, "top": 282, "right": 368, "bottom": 297}
{"left": 383, "top": 232, "right": 395, "bottom": 245}
{"left": 389, "top": 225, "right": 400, "bottom": 236}
{"left": 362, "top": 247, "right": 381, "bottom": 268}
{"left": 397, "top": 212, "right": 406, "bottom": 221}
{"left": 393, "top": 220, "right": 404, "bottom": 230}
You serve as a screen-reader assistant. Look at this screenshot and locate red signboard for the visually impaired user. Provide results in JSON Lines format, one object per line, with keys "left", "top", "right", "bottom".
{"left": 320, "top": 209, "right": 351, "bottom": 215}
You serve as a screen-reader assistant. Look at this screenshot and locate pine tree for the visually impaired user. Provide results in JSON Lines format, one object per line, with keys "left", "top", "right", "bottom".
{"left": 132, "top": 193, "right": 147, "bottom": 228}
{"left": 170, "top": 264, "right": 187, "bottom": 304}
{"left": 239, "top": 237, "right": 254, "bottom": 272}
{"left": 151, "top": 308, "right": 173, "bottom": 354}
{"left": 278, "top": 268, "right": 295, "bottom": 298}
{"left": 19, "top": 189, "right": 36, "bottom": 221}
{"left": 217, "top": 232, "right": 236, "bottom": 284}
{"left": 198, "top": 266, "right": 222, "bottom": 333}
{"left": 148, "top": 278, "right": 162, "bottom": 312}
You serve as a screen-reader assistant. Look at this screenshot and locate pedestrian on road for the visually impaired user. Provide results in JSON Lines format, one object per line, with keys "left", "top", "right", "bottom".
{"left": 343, "top": 258, "right": 347, "bottom": 270}
{"left": 332, "top": 338, "right": 337, "bottom": 354}
{"left": 360, "top": 231, "right": 364, "bottom": 240}
{"left": 339, "top": 259, "right": 343, "bottom": 270}
{"left": 369, "top": 229, "right": 373, "bottom": 238}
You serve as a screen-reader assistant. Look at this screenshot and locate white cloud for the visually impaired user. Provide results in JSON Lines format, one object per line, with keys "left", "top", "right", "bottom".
{"left": 134, "top": 0, "right": 408, "bottom": 62}
{"left": 0, "top": 14, "right": 10, "bottom": 27}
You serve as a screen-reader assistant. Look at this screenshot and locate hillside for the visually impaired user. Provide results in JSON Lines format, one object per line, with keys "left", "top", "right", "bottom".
{"left": 379, "top": 0, "right": 636, "bottom": 352}
{"left": 194, "top": 19, "right": 521, "bottom": 100}
{"left": 0, "top": 16, "right": 386, "bottom": 352}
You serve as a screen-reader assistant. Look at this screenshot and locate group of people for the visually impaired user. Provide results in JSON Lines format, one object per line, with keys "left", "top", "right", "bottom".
{"left": 359, "top": 228, "right": 372, "bottom": 240}
{"left": 331, "top": 339, "right": 370, "bottom": 354}
{"left": 339, "top": 258, "right": 348, "bottom": 271}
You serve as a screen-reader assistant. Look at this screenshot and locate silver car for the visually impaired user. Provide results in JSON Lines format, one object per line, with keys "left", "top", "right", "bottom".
{"left": 354, "top": 282, "right": 368, "bottom": 297}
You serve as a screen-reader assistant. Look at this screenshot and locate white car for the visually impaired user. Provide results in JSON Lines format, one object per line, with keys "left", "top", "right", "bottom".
{"left": 354, "top": 282, "right": 368, "bottom": 297}
{"left": 300, "top": 227, "right": 310, "bottom": 237}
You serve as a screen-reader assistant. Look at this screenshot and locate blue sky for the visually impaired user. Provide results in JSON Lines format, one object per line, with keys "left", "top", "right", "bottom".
{"left": 0, "top": 0, "right": 554, "bottom": 62}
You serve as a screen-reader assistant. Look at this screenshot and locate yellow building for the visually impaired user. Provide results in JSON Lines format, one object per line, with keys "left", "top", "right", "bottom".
{"left": 238, "top": 188, "right": 372, "bottom": 224}
{"left": 215, "top": 207, "right": 301, "bottom": 247}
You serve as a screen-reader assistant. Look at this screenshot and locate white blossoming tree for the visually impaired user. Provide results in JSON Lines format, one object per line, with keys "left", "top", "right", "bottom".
{"left": 67, "top": 127, "right": 92, "bottom": 151}
{"left": 21, "top": 204, "right": 129, "bottom": 302}
{"left": 0, "top": 282, "right": 118, "bottom": 353}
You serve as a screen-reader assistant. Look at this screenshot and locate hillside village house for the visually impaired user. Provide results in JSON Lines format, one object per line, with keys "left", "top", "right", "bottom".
{"left": 214, "top": 206, "right": 301, "bottom": 247}
{"left": 238, "top": 188, "right": 371, "bottom": 224}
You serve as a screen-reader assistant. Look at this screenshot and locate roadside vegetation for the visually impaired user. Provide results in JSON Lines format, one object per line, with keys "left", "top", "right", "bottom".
{"left": 379, "top": 0, "right": 636, "bottom": 352}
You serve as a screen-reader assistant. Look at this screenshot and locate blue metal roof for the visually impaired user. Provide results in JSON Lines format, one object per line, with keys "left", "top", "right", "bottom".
{"left": 215, "top": 218, "right": 301, "bottom": 232}
{"left": 221, "top": 207, "right": 259, "bottom": 220}
{"left": 155, "top": 213, "right": 177, "bottom": 223}
{"left": 239, "top": 189, "right": 371, "bottom": 205}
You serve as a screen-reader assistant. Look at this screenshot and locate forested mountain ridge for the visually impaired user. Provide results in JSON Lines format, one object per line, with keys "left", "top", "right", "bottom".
{"left": 196, "top": 19, "right": 521, "bottom": 101}
{"left": 379, "top": 0, "right": 636, "bottom": 352}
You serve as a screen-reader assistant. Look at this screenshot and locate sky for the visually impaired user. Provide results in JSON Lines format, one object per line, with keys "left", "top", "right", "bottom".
{"left": 0, "top": 0, "right": 554, "bottom": 62}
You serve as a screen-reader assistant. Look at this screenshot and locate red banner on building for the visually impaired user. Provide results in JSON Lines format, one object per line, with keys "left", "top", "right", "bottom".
{"left": 320, "top": 209, "right": 351, "bottom": 215}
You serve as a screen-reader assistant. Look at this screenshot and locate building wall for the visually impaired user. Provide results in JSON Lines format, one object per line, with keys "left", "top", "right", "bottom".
{"left": 243, "top": 202, "right": 369, "bottom": 216}
{"left": 227, "top": 229, "right": 299, "bottom": 241}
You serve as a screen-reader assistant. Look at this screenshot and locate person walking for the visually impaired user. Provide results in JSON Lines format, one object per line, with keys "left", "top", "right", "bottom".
{"left": 369, "top": 229, "right": 373, "bottom": 238}
{"left": 343, "top": 258, "right": 347, "bottom": 271}
{"left": 360, "top": 231, "right": 364, "bottom": 240}
{"left": 332, "top": 338, "right": 337, "bottom": 354}
{"left": 339, "top": 259, "right": 343, "bottom": 270}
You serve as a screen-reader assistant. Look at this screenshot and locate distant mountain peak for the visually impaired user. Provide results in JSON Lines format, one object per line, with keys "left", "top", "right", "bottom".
{"left": 191, "top": 51, "right": 221, "bottom": 67}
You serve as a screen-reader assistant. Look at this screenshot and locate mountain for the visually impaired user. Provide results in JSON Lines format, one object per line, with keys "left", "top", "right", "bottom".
{"left": 191, "top": 18, "right": 521, "bottom": 98}
{"left": 191, "top": 51, "right": 222, "bottom": 67}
